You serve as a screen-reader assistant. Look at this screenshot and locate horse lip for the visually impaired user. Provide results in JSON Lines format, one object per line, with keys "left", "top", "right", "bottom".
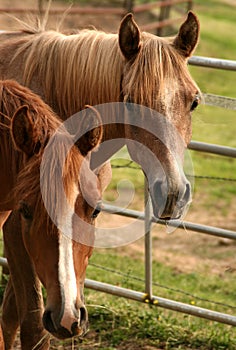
{"left": 49, "top": 323, "right": 85, "bottom": 340}
{"left": 158, "top": 206, "right": 182, "bottom": 220}
{"left": 152, "top": 202, "right": 182, "bottom": 220}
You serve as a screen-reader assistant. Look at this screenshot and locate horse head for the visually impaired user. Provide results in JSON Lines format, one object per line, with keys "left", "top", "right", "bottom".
{"left": 119, "top": 12, "right": 200, "bottom": 220}
{"left": 11, "top": 104, "right": 111, "bottom": 338}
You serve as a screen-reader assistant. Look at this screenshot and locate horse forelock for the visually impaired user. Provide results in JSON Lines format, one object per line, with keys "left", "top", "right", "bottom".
{"left": 123, "top": 32, "right": 199, "bottom": 109}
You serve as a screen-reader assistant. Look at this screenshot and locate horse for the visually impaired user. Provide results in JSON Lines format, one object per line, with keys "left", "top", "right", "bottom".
{"left": 0, "top": 11, "right": 200, "bottom": 220}
{"left": 0, "top": 80, "right": 111, "bottom": 348}
{"left": 0, "top": 11, "right": 200, "bottom": 348}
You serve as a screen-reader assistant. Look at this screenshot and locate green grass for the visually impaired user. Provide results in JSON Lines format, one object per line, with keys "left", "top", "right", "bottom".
{"left": 87, "top": 251, "right": 236, "bottom": 312}
{"left": 57, "top": 250, "right": 236, "bottom": 349}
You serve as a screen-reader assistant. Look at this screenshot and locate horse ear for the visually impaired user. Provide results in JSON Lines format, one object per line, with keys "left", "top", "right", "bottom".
{"left": 76, "top": 106, "right": 103, "bottom": 156}
{"left": 173, "top": 11, "right": 200, "bottom": 58}
{"left": 11, "top": 105, "right": 38, "bottom": 156}
{"left": 119, "top": 13, "right": 141, "bottom": 60}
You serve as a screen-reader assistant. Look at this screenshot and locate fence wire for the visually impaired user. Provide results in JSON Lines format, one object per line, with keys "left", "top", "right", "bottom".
{"left": 111, "top": 162, "right": 236, "bottom": 182}
{"left": 89, "top": 263, "right": 236, "bottom": 311}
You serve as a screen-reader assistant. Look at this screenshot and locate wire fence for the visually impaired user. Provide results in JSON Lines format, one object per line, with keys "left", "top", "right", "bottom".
{"left": 89, "top": 262, "right": 236, "bottom": 311}
{"left": 111, "top": 160, "right": 236, "bottom": 182}
{"left": 0, "top": 55, "right": 235, "bottom": 326}
{"left": 0, "top": 7, "right": 235, "bottom": 327}
{"left": 85, "top": 55, "right": 236, "bottom": 326}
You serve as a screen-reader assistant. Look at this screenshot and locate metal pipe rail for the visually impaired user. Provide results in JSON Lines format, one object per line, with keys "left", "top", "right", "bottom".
{"left": 189, "top": 141, "right": 236, "bottom": 158}
{"left": 189, "top": 56, "right": 236, "bottom": 71}
{"left": 133, "top": 0, "right": 192, "bottom": 13}
{"left": 0, "top": 255, "right": 235, "bottom": 326}
{"left": 85, "top": 279, "right": 236, "bottom": 326}
{"left": 100, "top": 203, "right": 236, "bottom": 241}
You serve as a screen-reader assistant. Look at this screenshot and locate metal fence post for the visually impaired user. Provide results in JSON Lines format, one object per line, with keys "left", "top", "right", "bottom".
{"left": 144, "top": 178, "right": 153, "bottom": 299}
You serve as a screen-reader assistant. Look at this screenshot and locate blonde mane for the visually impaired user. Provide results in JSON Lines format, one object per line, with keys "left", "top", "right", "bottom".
{"left": 14, "top": 26, "right": 198, "bottom": 118}
{"left": 16, "top": 30, "right": 124, "bottom": 117}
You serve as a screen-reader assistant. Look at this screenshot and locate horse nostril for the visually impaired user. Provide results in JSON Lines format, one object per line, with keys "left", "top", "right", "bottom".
{"left": 183, "top": 182, "right": 191, "bottom": 203}
{"left": 154, "top": 180, "right": 162, "bottom": 195}
{"left": 70, "top": 305, "right": 88, "bottom": 336}
{"left": 43, "top": 310, "right": 56, "bottom": 333}
{"left": 79, "top": 306, "right": 87, "bottom": 326}
{"left": 154, "top": 180, "right": 165, "bottom": 204}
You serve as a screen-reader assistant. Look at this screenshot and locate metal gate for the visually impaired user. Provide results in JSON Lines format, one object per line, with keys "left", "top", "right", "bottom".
{"left": 0, "top": 55, "right": 235, "bottom": 325}
{"left": 85, "top": 56, "right": 236, "bottom": 326}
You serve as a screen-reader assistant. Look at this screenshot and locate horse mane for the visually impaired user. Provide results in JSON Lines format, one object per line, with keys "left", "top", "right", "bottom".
{"left": 0, "top": 79, "right": 60, "bottom": 193}
{"left": 0, "top": 79, "right": 61, "bottom": 139}
{"left": 16, "top": 132, "right": 83, "bottom": 232}
{"left": 13, "top": 25, "right": 198, "bottom": 118}
{"left": 15, "top": 29, "right": 124, "bottom": 117}
{"left": 0, "top": 80, "right": 83, "bottom": 229}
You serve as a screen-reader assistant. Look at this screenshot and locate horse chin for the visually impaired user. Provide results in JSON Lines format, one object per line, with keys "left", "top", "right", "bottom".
{"left": 50, "top": 327, "right": 74, "bottom": 340}
{"left": 46, "top": 323, "right": 87, "bottom": 340}
{"left": 152, "top": 200, "right": 190, "bottom": 221}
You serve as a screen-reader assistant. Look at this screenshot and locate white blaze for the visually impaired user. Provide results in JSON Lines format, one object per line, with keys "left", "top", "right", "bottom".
{"left": 58, "top": 182, "right": 79, "bottom": 331}
{"left": 59, "top": 233, "right": 78, "bottom": 331}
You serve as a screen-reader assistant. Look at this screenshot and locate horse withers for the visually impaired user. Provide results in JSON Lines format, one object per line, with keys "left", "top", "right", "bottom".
{"left": 0, "top": 80, "right": 111, "bottom": 348}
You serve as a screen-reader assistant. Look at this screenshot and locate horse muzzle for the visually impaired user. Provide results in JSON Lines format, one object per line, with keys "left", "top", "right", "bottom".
{"left": 43, "top": 305, "right": 88, "bottom": 339}
{"left": 151, "top": 179, "right": 191, "bottom": 220}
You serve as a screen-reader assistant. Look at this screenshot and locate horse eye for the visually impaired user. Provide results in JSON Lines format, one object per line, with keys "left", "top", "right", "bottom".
{"left": 19, "top": 202, "right": 33, "bottom": 220}
{"left": 190, "top": 96, "right": 200, "bottom": 112}
{"left": 92, "top": 209, "right": 101, "bottom": 219}
{"left": 91, "top": 208, "right": 101, "bottom": 219}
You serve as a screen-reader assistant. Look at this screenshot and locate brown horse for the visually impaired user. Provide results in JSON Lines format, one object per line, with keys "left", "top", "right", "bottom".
{"left": 0, "top": 80, "right": 110, "bottom": 348}
{"left": 0, "top": 12, "right": 200, "bottom": 219}
{"left": 0, "top": 11, "right": 200, "bottom": 348}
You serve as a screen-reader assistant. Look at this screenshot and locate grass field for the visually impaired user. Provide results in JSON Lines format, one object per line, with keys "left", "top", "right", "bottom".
{"left": 49, "top": 248, "right": 236, "bottom": 349}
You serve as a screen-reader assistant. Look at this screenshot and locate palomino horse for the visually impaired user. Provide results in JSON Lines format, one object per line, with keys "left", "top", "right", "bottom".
{"left": 0, "top": 11, "right": 200, "bottom": 219}
{"left": 0, "top": 80, "right": 110, "bottom": 348}
{"left": 0, "top": 11, "right": 200, "bottom": 348}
